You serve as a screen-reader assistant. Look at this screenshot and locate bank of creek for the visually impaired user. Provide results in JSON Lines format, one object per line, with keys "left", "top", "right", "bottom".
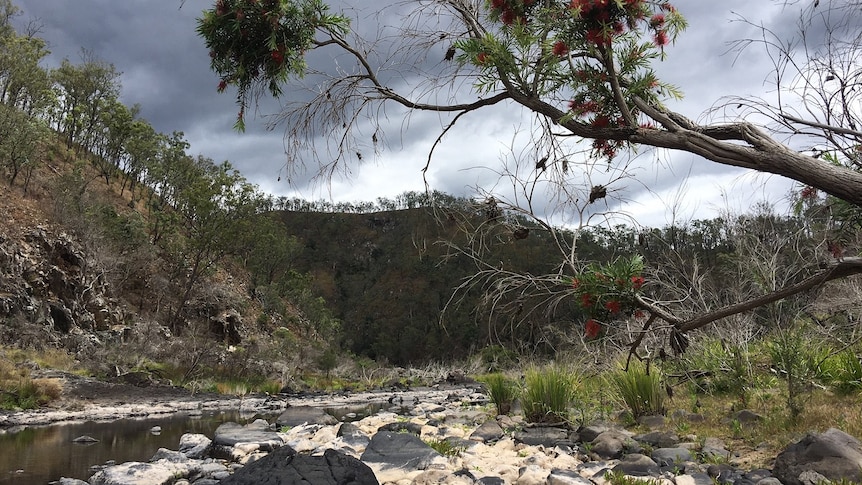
{"left": 3, "top": 370, "right": 862, "bottom": 485}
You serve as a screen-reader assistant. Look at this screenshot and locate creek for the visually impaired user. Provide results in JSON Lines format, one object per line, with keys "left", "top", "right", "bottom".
{"left": 0, "top": 403, "right": 393, "bottom": 485}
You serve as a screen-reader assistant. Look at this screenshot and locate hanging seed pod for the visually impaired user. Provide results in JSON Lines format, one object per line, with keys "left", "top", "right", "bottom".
{"left": 589, "top": 184, "right": 607, "bottom": 203}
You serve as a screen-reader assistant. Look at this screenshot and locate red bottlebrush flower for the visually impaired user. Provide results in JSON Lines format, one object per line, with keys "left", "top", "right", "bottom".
{"left": 271, "top": 50, "right": 284, "bottom": 64}
{"left": 633, "top": 309, "right": 646, "bottom": 320}
{"left": 492, "top": 0, "right": 505, "bottom": 8}
{"left": 631, "top": 276, "right": 645, "bottom": 289}
{"left": 580, "top": 293, "right": 593, "bottom": 308}
{"left": 654, "top": 30, "right": 668, "bottom": 47}
{"left": 501, "top": 8, "right": 515, "bottom": 25}
{"left": 592, "top": 115, "right": 610, "bottom": 128}
{"left": 650, "top": 13, "right": 665, "bottom": 28}
{"left": 586, "top": 28, "right": 612, "bottom": 46}
{"left": 476, "top": 52, "right": 489, "bottom": 64}
{"left": 800, "top": 186, "right": 817, "bottom": 199}
{"left": 571, "top": 278, "right": 580, "bottom": 289}
{"left": 235, "top": 9, "right": 245, "bottom": 21}
{"left": 552, "top": 41, "right": 569, "bottom": 57}
{"left": 613, "top": 21, "right": 625, "bottom": 35}
{"left": 605, "top": 300, "right": 621, "bottom": 314}
{"left": 216, "top": 0, "right": 227, "bottom": 15}
{"left": 217, "top": 80, "right": 228, "bottom": 92}
{"left": 585, "top": 319, "right": 601, "bottom": 338}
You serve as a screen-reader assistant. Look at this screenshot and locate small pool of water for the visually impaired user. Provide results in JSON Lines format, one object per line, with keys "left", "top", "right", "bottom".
{"left": 0, "top": 410, "right": 266, "bottom": 485}
{"left": 0, "top": 401, "right": 401, "bottom": 485}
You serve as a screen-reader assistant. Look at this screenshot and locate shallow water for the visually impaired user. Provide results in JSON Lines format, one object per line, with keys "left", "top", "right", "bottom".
{"left": 0, "top": 402, "right": 398, "bottom": 485}
{"left": 0, "top": 410, "right": 262, "bottom": 485}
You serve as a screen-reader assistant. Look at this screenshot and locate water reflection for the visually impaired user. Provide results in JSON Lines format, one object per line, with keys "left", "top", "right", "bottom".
{"left": 0, "top": 410, "right": 268, "bottom": 485}
{"left": 0, "top": 401, "right": 401, "bottom": 485}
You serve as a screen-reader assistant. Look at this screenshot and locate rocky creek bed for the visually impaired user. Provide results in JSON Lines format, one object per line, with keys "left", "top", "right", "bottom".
{"left": 3, "top": 373, "right": 862, "bottom": 485}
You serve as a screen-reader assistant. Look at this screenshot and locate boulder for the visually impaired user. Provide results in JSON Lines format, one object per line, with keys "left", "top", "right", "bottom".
{"left": 219, "top": 446, "right": 378, "bottom": 485}
{"left": 634, "top": 430, "right": 679, "bottom": 448}
{"left": 470, "top": 419, "right": 504, "bottom": 442}
{"left": 773, "top": 428, "right": 862, "bottom": 485}
{"left": 212, "top": 420, "right": 285, "bottom": 457}
{"left": 360, "top": 430, "right": 441, "bottom": 471}
{"left": 88, "top": 461, "right": 190, "bottom": 485}
{"left": 178, "top": 433, "right": 211, "bottom": 459}
{"left": 276, "top": 406, "right": 338, "bottom": 428}
{"left": 513, "top": 426, "right": 569, "bottom": 447}
{"left": 590, "top": 430, "right": 634, "bottom": 459}
{"left": 651, "top": 447, "right": 692, "bottom": 466}
{"left": 337, "top": 422, "right": 371, "bottom": 448}
{"left": 611, "top": 453, "right": 660, "bottom": 477}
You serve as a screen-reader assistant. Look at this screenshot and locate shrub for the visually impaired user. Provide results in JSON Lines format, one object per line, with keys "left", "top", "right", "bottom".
{"left": 611, "top": 359, "right": 665, "bottom": 419}
{"left": 479, "top": 373, "right": 518, "bottom": 415}
{"left": 522, "top": 365, "right": 578, "bottom": 424}
{"left": 821, "top": 349, "right": 862, "bottom": 394}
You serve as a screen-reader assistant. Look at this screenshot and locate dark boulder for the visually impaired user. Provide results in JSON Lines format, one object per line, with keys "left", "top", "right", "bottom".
{"left": 220, "top": 446, "right": 378, "bottom": 485}
{"left": 772, "top": 428, "right": 862, "bottom": 485}
{"left": 360, "top": 430, "right": 440, "bottom": 471}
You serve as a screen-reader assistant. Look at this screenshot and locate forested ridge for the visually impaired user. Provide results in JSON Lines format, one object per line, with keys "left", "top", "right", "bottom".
{"left": 0, "top": 0, "right": 859, "bottom": 379}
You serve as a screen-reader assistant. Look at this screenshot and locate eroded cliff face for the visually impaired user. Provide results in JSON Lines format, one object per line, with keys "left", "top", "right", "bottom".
{"left": 0, "top": 226, "right": 132, "bottom": 352}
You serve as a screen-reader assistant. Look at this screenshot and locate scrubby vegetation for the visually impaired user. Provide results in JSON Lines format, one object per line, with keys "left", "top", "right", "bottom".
{"left": 1, "top": 1, "right": 862, "bottom": 466}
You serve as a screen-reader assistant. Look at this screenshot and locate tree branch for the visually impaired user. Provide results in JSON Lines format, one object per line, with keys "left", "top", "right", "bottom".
{"left": 679, "top": 257, "right": 862, "bottom": 333}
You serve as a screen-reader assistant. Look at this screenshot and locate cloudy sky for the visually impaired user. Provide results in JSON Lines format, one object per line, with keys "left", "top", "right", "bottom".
{"left": 12, "top": 0, "right": 813, "bottom": 228}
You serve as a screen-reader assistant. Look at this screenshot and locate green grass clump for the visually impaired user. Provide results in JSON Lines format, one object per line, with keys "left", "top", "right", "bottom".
{"left": 479, "top": 373, "right": 518, "bottom": 415}
{"left": 610, "top": 359, "right": 665, "bottom": 419}
{"left": 522, "top": 365, "right": 578, "bottom": 424}
{"left": 820, "top": 349, "right": 862, "bottom": 394}
{"left": 423, "top": 437, "right": 466, "bottom": 457}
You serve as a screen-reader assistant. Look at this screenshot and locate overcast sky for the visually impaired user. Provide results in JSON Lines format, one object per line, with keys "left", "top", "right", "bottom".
{"left": 12, "top": 1, "right": 813, "bottom": 228}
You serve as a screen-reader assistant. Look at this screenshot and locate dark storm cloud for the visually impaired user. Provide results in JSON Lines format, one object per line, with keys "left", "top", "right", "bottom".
{"left": 10, "top": 1, "right": 820, "bottom": 226}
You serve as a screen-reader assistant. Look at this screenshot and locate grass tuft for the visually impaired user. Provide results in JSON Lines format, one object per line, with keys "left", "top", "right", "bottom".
{"left": 522, "top": 364, "right": 578, "bottom": 424}
{"left": 611, "top": 359, "right": 665, "bottom": 419}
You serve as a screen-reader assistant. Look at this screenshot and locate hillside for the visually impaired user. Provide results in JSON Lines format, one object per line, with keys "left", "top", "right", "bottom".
{"left": 278, "top": 207, "right": 576, "bottom": 364}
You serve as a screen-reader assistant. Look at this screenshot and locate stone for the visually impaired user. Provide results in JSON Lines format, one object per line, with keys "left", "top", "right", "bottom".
{"left": 337, "top": 422, "right": 371, "bottom": 448}
{"left": 178, "top": 433, "right": 211, "bottom": 459}
{"left": 150, "top": 448, "right": 187, "bottom": 463}
{"left": 219, "top": 445, "right": 378, "bottom": 485}
{"left": 276, "top": 406, "right": 338, "bottom": 428}
{"left": 577, "top": 423, "right": 611, "bottom": 442}
{"left": 212, "top": 420, "right": 285, "bottom": 459}
{"left": 637, "top": 415, "right": 667, "bottom": 429}
{"left": 89, "top": 461, "right": 190, "bottom": 485}
{"left": 634, "top": 430, "right": 679, "bottom": 448}
{"left": 547, "top": 468, "right": 594, "bottom": 485}
{"left": 772, "top": 428, "right": 862, "bottom": 485}
{"left": 743, "top": 468, "right": 773, "bottom": 482}
{"left": 674, "top": 473, "right": 714, "bottom": 485}
{"left": 470, "top": 419, "right": 504, "bottom": 442}
{"left": 755, "top": 479, "right": 783, "bottom": 485}
{"left": 591, "top": 430, "right": 633, "bottom": 459}
{"left": 734, "top": 409, "right": 763, "bottom": 423}
{"left": 651, "top": 447, "right": 692, "bottom": 466}
{"left": 378, "top": 421, "right": 423, "bottom": 435}
{"left": 612, "top": 453, "right": 660, "bottom": 477}
{"left": 514, "top": 426, "right": 569, "bottom": 447}
{"left": 707, "top": 464, "right": 739, "bottom": 484}
{"left": 517, "top": 464, "right": 550, "bottom": 485}
{"left": 701, "top": 437, "right": 729, "bottom": 460}
{"left": 360, "top": 430, "right": 441, "bottom": 471}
